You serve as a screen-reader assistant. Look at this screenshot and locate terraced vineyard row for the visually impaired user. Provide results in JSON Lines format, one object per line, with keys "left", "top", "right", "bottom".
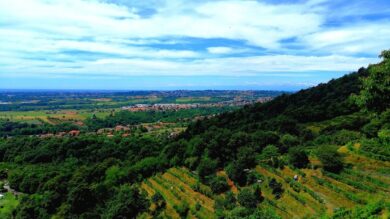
{"left": 141, "top": 168, "right": 215, "bottom": 219}
{"left": 139, "top": 145, "right": 389, "bottom": 219}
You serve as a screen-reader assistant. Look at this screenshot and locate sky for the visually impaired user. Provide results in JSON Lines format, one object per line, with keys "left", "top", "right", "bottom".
{"left": 0, "top": 0, "right": 389, "bottom": 90}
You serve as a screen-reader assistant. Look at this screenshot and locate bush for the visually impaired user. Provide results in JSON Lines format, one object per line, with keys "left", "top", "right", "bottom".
{"left": 268, "top": 178, "right": 283, "bottom": 199}
{"left": 260, "top": 145, "right": 281, "bottom": 168}
{"left": 246, "top": 171, "right": 264, "bottom": 185}
{"left": 279, "top": 134, "right": 299, "bottom": 153}
{"left": 175, "top": 201, "right": 190, "bottom": 218}
{"left": 195, "top": 202, "right": 201, "bottom": 211}
{"left": 209, "top": 176, "right": 230, "bottom": 194}
{"left": 226, "top": 162, "right": 247, "bottom": 186}
{"left": 288, "top": 147, "right": 309, "bottom": 168}
{"left": 197, "top": 157, "right": 217, "bottom": 182}
{"left": 237, "top": 188, "right": 260, "bottom": 208}
{"left": 316, "top": 147, "right": 343, "bottom": 173}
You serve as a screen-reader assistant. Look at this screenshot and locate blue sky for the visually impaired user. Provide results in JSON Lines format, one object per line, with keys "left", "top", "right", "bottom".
{"left": 0, "top": 0, "right": 389, "bottom": 90}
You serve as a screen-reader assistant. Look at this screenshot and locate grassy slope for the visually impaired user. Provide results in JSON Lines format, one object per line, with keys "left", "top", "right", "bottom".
{"left": 140, "top": 145, "right": 390, "bottom": 219}
{"left": 138, "top": 63, "right": 390, "bottom": 218}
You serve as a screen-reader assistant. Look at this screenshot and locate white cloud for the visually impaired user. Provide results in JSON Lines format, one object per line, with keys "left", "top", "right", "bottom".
{"left": 207, "top": 47, "right": 233, "bottom": 54}
{"left": 301, "top": 22, "right": 390, "bottom": 55}
{"left": 0, "top": 0, "right": 388, "bottom": 81}
{"left": 0, "top": 54, "right": 378, "bottom": 78}
{"left": 0, "top": 0, "right": 324, "bottom": 49}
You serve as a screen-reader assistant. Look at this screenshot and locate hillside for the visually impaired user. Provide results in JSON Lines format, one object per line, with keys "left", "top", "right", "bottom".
{"left": 143, "top": 50, "right": 389, "bottom": 218}
{"left": 0, "top": 51, "right": 389, "bottom": 218}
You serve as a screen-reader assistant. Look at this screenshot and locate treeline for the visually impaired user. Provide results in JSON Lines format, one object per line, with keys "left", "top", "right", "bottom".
{"left": 85, "top": 107, "right": 235, "bottom": 131}
{"left": 0, "top": 134, "right": 169, "bottom": 218}
{"left": 0, "top": 107, "right": 235, "bottom": 136}
{"left": 0, "top": 121, "right": 81, "bottom": 137}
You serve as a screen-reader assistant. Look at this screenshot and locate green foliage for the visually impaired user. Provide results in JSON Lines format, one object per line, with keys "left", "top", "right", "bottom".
{"left": 268, "top": 178, "right": 284, "bottom": 199}
{"left": 312, "top": 176, "right": 365, "bottom": 204}
{"left": 195, "top": 202, "right": 201, "bottom": 211}
{"left": 226, "top": 161, "right": 247, "bottom": 186}
{"left": 323, "top": 171, "right": 375, "bottom": 192}
{"left": 246, "top": 171, "right": 264, "bottom": 185}
{"left": 279, "top": 134, "right": 299, "bottom": 153}
{"left": 378, "top": 129, "right": 390, "bottom": 144}
{"left": 0, "top": 193, "right": 19, "bottom": 218}
{"left": 104, "top": 165, "right": 125, "bottom": 186}
{"left": 227, "top": 206, "right": 254, "bottom": 218}
{"left": 237, "top": 187, "right": 261, "bottom": 208}
{"left": 174, "top": 201, "right": 190, "bottom": 218}
{"left": 85, "top": 107, "right": 235, "bottom": 131}
{"left": 209, "top": 176, "right": 230, "bottom": 194}
{"left": 102, "top": 185, "right": 149, "bottom": 219}
{"left": 151, "top": 191, "right": 166, "bottom": 213}
{"left": 260, "top": 145, "right": 281, "bottom": 167}
{"left": 329, "top": 201, "right": 388, "bottom": 219}
{"left": 288, "top": 147, "right": 309, "bottom": 168}
{"left": 246, "top": 208, "right": 281, "bottom": 219}
{"left": 316, "top": 147, "right": 344, "bottom": 173}
{"left": 237, "top": 146, "right": 257, "bottom": 169}
{"left": 360, "top": 138, "right": 390, "bottom": 161}
{"left": 196, "top": 156, "right": 217, "bottom": 182}
{"left": 353, "top": 49, "right": 390, "bottom": 112}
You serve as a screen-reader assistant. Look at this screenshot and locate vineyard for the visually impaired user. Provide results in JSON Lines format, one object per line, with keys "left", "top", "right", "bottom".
{"left": 139, "top": 145, "right": 389, "bottom": 219}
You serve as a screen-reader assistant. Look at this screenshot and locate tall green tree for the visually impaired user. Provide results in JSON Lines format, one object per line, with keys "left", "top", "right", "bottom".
{"left": 354, "top": 50, "right": 390, "bottom": 112}
{"left": 103, "top": 185, "right": 149, "bottom": 219}
{"left": 317, "top": 147, "right": 343, "bottom": 173}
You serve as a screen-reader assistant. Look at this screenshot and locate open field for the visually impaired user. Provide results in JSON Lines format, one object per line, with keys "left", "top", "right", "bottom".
{"left": 0, "top": 109, "right": 113, "bottom": 124}
{"left": 0, "top": 90, "right": 282, "bottom": 112}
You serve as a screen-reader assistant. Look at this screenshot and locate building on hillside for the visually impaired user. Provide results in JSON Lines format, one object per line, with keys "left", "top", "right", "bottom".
{"left": 115, "top": 125, "right": 130, "bottom": 132}
{"left": 69, "top": 130, "right": 80, "bottom": 137}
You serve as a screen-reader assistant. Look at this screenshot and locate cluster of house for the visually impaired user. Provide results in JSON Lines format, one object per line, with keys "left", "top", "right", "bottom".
{"left": 121, "top": 103, "right": 199, "bottom": 112}
{"left": 120, "top": 97, "right": 274, "bottom": 112}
{"left": 97, "top": 125, "right": 131, "bottom": 137}
{"left": 35, "top": 123, "right": 182, "bottom": 139}
{"left": 38, "top": 130, "right": 80, "bottom": 138}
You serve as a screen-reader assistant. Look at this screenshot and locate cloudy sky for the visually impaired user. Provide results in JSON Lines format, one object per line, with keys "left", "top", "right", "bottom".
{"left": 0, "top": 0, "right": 389, "bottom": 90}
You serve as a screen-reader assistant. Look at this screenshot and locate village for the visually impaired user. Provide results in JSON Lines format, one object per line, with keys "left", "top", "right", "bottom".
{"left": 121, "top": 97, "right": 273, "bottom": 112}
{"left": 34, "top": 122, "right": 186, "bottom": 139}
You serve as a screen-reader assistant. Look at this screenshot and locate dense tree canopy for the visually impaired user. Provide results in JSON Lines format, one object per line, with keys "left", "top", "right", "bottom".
{"left": 354, "top": 49, "right": 390, "bottom": 112}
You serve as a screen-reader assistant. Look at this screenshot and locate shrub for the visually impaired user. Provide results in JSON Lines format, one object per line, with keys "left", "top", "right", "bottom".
{"left": 197, "top": 157, "right": 217, "bottom": 182}
{"left": 316, "top": 147, "right": 343, "bottom": 173}
{"left": 237, "top": 188, "right": 260, "bottom": 209}
{"left": 288, "top": 147, "right": 309, "bottom": 168}
{"left": 209, "top": 176, "right": 229, "bottom": 194}
{"left": 226, "top": 162, "right": 247, "bottom": 186}
{"left": 268, "top": 178, "right": 283, "bottom": 199}
{"left": 195, "top": 202, "right": 201, "bottom": 211}
{"left": 175, "top": 201, "right": 190, "bottom": 218}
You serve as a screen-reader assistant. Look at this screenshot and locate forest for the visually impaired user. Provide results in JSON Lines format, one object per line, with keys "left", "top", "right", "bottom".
{"left": 0, "top": 51, "right": 389, "bottom": 218}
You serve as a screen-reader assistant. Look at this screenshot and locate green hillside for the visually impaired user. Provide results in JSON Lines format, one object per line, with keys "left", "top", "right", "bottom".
{"left": 143, "top": 50, "right": 390, "bottom": 218}
{"left": 0, "top": 51, "right": 389, "bottom": 218}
